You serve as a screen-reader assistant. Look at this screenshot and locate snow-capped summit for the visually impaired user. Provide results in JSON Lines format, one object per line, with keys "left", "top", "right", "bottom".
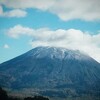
{"left": 25, "top": 46, "right": 91, "bottom": 61}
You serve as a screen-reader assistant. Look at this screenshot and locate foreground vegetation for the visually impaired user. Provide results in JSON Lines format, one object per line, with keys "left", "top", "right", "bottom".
{"left": 0, "top": 87, "right": 49, "bottom": 100}
{"left": 0, "top": 87, "right": 100, "bottom": 100}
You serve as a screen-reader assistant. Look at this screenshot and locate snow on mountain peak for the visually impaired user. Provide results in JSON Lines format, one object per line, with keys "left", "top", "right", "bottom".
{"left": 26, "top": 46, "right": 91, "bottom": 61}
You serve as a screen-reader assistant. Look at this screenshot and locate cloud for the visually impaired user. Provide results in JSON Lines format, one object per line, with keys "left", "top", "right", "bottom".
{"left": 0, "top": 0, "right": 100, "bottom": 21}
{"left": 49, "top": 0, "right": 100, "bottom": 21}
{"left": 7, "top": 25, "right": 35, "bottom": 38}
{"left": 0, "top": 5, "right": 3, "bottom": 15}
{"left": 0, "top": 5, "right": 27, "bottom": 17}
{"left": 6, "top": 25, "right": 100, "bottom": 62}
{"left": 4, "top": 44, "right": 10, "bottom": 49}
{"left": 0, "top": 0, "right": 55, "bottom": 10}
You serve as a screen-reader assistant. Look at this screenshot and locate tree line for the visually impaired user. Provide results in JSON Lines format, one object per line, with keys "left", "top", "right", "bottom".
{"left": 0, "top": 87, "right": 49, "bottom": 100}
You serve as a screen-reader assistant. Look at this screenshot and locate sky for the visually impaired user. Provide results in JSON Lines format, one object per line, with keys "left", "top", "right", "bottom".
{"left": 0, "top": 0, "right": 100, "bottom": 63}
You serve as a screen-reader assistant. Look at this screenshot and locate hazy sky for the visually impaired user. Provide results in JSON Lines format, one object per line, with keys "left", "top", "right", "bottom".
{"left": 0, "top": 0, "right": 100, "bottom": 63}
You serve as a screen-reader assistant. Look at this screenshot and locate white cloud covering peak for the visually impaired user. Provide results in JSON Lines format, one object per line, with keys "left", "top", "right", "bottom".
{"left": 6, "top": 25, "right": 100, "bottom": 63}
{"left": 0, "top": 0, "right": 100, "bottom": 21}
{"left": 0, "top": 5, "right": 27, "bottom": 17}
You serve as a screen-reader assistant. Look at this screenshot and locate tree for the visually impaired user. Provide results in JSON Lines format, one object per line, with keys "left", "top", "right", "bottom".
{"left": 0, "top": 87, "right": 8, "bottom": 100}
{"left": 24, "top": 96, "right": 49, "bottom": 100}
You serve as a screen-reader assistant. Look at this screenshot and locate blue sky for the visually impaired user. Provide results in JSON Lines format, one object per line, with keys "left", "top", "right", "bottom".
{"left": 0, "top": 0, "right": 100, "bottom": 63}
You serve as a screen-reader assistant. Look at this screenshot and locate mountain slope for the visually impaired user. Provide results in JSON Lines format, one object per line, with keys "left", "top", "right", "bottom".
{"left": 0, "top": 46, "right": 100, "bottom": 98}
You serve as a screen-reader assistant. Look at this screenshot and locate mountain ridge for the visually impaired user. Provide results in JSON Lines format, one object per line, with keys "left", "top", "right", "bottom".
{"left": 1, "top": 46, "right": 99, "bottom": 64}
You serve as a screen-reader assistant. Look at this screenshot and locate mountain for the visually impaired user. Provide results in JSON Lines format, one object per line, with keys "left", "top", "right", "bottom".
{"left": 0, "top": 46, "right": 100, "bottom": 99}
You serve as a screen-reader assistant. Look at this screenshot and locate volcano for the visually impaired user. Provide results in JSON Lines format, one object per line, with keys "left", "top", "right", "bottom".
{"left": 0, "top": 46, "right": 100, "bottom": 99}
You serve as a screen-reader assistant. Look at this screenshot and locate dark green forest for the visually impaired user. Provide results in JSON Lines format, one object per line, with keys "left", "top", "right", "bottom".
{"left": 0, "top": 87, "right": 49, "bottom": 100}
